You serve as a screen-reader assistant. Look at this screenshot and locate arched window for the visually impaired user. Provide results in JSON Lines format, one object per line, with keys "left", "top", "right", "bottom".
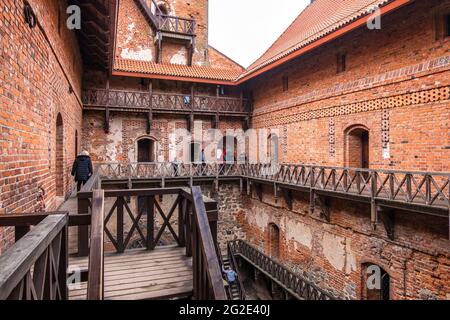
{"left": 267, "top": 134, "right": 279, "bottom": 164}
{"left": 56, "top": 114, "right": 64, "bottom": 196}
{"left": 362, "top": 263, "right": 390, "bottom": 300}
{"left": 345, "top": 125, "right": 369, "bottom": 169}
{"left": 268, "top": 223, "right": 280, "bottom": 259}
{"left": 137, "top": 138, "right": 155, "bottom": 163}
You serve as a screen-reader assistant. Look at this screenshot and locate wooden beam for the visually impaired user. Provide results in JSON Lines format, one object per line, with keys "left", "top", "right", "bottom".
{"left": 104, "top": 107, "right": 110, "bottom": 133}
{"left": 147, "top": 111, "right": 153, "bottom": 134}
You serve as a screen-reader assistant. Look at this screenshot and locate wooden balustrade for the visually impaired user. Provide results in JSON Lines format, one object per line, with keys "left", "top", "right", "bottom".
{"left": 96, "top": 162, "right": 450, "bottom": 211}
{"left": 228, "top": 240, "right": 332, "bottom": 300}
{"left": 82, "top": 88, "right": 250, "bottom": 115}
{"left": 188, "top": 186, "right": 227, "bottom": 300}
{"left": 76, "top": 186, "right": 225, "bottom": 300}
{"left": 0, "top": 214, "right": 69, "bottom": 300}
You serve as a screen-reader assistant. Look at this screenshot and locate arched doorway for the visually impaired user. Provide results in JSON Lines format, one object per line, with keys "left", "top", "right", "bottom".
{"left": 137, "top": 138, "right": 155, "bottom": 163}
{"left": 268, "top": 223, "right": 280, "bottom": 259}
{"left": 345, "top": 125, "right": 369, "bottom": 169}
{"left": 56, "top": 114, "right": 64, "bottom": 196}
{"left": 362, "top": 263, "right": 390, "bottom": 300}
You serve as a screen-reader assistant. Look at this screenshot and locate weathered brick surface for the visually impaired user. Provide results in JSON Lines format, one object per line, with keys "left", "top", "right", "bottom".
{"left": 116, "top": 0, "right": 209, "bottom": 66}
{"left": 0, "top": 0, "right": 83, "bottom": 253}
{"left": 250, "top": 1, "right": 450, "bottom": 171}
{"left": 236, "top": 1, "right": 450, "bottom": 300}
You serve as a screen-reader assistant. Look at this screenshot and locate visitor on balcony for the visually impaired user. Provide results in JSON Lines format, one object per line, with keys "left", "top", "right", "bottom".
{"left": 71, "top": 151, "right": 93, "bottom": 192}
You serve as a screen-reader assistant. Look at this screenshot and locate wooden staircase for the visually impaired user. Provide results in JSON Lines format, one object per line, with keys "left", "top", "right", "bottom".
{"left": 221, "top": 255, "right": 242, "bottom": 300}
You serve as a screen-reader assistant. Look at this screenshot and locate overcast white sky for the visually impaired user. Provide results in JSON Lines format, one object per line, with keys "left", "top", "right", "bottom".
{"left": 208, "top": 0, "right": 310, "bottom": 68}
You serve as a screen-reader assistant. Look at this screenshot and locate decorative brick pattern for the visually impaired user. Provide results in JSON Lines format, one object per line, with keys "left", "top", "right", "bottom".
{"left": 253, "top": 86, "right": 450, "bottom": 127}
{"left": 253, "top": 55, "right": 450, "bottom": 117}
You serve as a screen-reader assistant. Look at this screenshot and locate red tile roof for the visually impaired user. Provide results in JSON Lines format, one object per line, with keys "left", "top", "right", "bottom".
{"left": 240, "top": 0, "right": 406, "bottom": 79}
{"left": 114, "top": 59, "right": 242, "bottom": 83}
{"left": 114, "top": 0, "right": 410, "bottom": 84}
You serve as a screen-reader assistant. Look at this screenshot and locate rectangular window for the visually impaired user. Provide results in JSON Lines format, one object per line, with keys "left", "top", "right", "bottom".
{"left": 337, "top": 53, "right": 346, "bottom": 73}
{"left": 282, "top": 75, "right": 289, "bottom": 92}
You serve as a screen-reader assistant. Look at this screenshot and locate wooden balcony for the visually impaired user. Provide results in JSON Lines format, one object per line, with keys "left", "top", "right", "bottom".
{"left": 96, "top": 162, "right": 450, "bottom": 240}
{"left": 0, "top": 187, "right": 227, "bottom": 301}
{"left": 82, "top": 88, "right": 251, "bottom": 116}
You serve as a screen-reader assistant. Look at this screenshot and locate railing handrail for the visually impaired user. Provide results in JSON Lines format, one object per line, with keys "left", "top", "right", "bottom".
{"left": 190, "top": 186, "right": 227, "bottom": 300}
{"left": 229, "top": 240, "right": 333, "bottom": 300}
{"left": 87, "top": 190, "right": 105, "bottom": 300}
{"left": 0, "top": 214, "right": 68, "bottom": 300}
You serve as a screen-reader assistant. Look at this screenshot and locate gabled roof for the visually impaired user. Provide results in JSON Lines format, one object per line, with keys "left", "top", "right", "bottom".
{"left": 113, "top": 0, "right": 412, "bottom": 85}
{"left": 240, "top": 0, "right": 410, "bottom": 80}
{"left": 113, "top": 59, "right": 242, "bottom": 84}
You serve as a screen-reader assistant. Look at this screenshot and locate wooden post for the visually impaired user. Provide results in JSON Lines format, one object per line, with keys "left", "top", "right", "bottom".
{"left": 179, "top": 196, "right": 186, "bottom": 247}
{"left": 147, "top": 196, "right": 155, "bottom": 250}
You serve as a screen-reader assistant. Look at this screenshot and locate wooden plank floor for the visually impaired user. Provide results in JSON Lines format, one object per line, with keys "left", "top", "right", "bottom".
{"left": 68, "top": 246, "right": 193, "bottom": 300}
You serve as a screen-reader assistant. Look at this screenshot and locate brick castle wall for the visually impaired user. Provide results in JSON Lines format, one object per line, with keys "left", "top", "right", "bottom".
{"left": 0, "top": 0, "right": 83, "bottom": 252}
{"left": 249, "top": 0, "right": 450, "bottom": 172}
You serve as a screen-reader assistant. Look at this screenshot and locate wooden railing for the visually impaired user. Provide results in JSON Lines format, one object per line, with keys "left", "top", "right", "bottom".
{"left": 158, "top": 14, "right": 195, "bottom": 35}
{"left": 0, "top": 214, "right": 69, "bottom": 300}
{"left": 82, "top": 88, "right": 250, "bottom": 114}
{"left": 189, "top": 186, "right": 227, "bottom": 300}
{"left": 135, "top": 0, "right": 195, "bottom": 36}
{"left": 77, "top": 186, "right": 226, "bottom": 300}
{"left": 243, "top": 164, "right": 450, "bottom": 210}
{"left": 228, "top": 240, "right": 333, "bottom": 300}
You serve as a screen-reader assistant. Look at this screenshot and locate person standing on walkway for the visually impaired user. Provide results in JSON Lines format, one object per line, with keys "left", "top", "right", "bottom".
{"left": 71, "top": 151, "right": 93, "bottom": 191}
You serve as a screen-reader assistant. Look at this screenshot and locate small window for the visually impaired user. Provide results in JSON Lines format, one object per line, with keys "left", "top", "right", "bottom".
{"left": 337, "top": 53, "right": 346, "bottom": 73}
{"left": 282, "top": 75, "right": 289, "bottom": 92}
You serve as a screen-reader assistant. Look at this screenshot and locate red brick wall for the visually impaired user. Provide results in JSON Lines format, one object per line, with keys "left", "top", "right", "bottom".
{"left": 249, "top": 0, "right": 450, "bottom": 172}
{"left": 0, "top": 0, "right": 83, "bottom": 252}
{"left": 236, "top": 188, "right": 450, "bottom": 300}
{"left": 116, "top": 0, "right": 210, "bottom": 66}
{"left": 235, "top": 0, "right": 450, "bottom": 300}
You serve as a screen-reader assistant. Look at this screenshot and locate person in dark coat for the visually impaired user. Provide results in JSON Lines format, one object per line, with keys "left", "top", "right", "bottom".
{"left": 71, "top": 151, "right": 93, "bottom": 191}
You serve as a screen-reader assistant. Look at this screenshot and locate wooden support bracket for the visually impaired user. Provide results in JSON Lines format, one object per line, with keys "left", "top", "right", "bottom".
{"left": 378, "top": 207, "right": 395, "bottom": 241}
{"left": 314, "top": 194, "right": 331, "bottom": 222}
{"left": 104, "top": 107, "right": 110, "bottom": 133}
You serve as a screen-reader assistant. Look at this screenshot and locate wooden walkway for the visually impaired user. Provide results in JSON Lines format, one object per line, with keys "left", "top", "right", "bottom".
{"left": 68, "top": 246, "right": 193, "bottom": 300}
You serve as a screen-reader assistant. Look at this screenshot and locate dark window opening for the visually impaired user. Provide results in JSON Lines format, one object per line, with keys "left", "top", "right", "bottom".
{"left": 269, "top": 223, "right": 280, "bottom": 259}
{"left": 137, "top": 139, "right": 155, "bottom": 163}
{"left": 282, "top": 75, "right": 289, "bottom": 92}
{"left": 337, "top": 53, "right": 346, "bottom": 73}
